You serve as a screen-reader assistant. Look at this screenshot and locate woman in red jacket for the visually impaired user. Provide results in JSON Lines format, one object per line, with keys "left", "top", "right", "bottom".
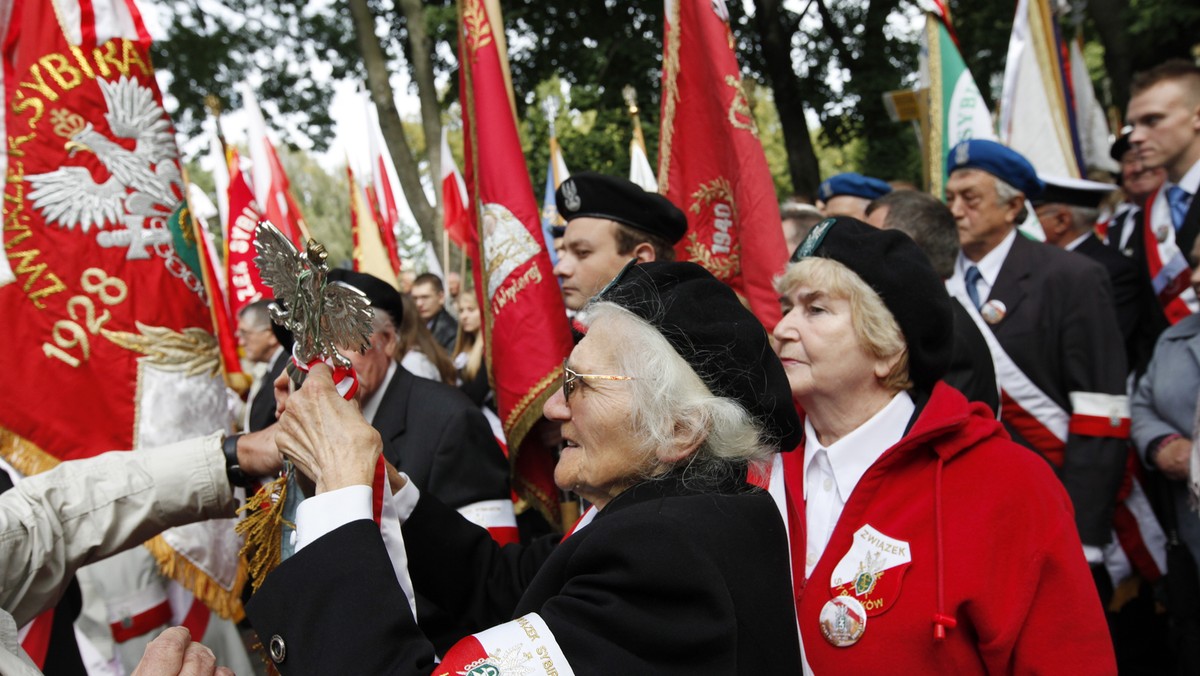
{"left": 774, "top": 216, "right": 1116, "bottom": 673}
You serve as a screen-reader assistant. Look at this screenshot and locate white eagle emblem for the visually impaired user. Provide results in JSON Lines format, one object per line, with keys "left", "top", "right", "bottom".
{"left": 26, "top": 75, "right": 183, "bottom": 259}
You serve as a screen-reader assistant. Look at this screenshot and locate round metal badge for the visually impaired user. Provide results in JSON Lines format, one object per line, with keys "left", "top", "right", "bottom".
{"left": 1156, "top": 224, "right": 1171, "bottom": 243}
{"left": 819, "top": 595, "right": 867, "bottom": 647}
{"left": 980, "top": 299, "right": 1007, "bottom": 325}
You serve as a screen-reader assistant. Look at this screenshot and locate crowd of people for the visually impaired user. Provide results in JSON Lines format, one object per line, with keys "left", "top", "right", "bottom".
{"left": 3, "top": 57, "right": 1200, "bottom": 675}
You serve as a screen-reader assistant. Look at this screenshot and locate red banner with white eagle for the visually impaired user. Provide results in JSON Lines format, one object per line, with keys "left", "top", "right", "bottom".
{"left": 659, "top": 0, "right": 787, "bottom": 329}
{"left": 459, "top": 0, "right": 573, "bottom": 527}
{"left": 0, "top": 0, "right": 245, "bottom": 619}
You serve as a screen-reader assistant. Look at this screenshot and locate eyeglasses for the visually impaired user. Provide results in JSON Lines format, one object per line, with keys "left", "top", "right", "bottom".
{"left": 561, "top": 359, "right": 635, "bottom": 402}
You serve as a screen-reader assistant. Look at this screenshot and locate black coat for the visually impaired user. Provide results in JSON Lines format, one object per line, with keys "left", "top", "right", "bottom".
{"left": 246, "top": 473, "right": 802, "bottom": 675}
{"left": 1105, "top": 206, "right": 1175, "bottom": 376}
{"left": 983, "top": 234, "right": 1129, "bottom": 546}
{"left": 247, "top": 350, "right": 288, "bottom": 433}
{"left": 369, "top": 364, "right": 513, "bottom": 651}
{"left": 1074, "top": 233, "right": 1163, "bottom": 377}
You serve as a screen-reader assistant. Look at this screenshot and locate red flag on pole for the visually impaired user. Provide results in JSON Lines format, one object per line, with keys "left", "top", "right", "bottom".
{"left": 224, "top": 149, "right": 271, "bottom": 319}
{"left": 659, "top": 0, "right": 787, "bottom": 329}
{"left": 441, "top": 128, "right": 475, "bottom": 255}
{"left": 459, "top": 0, "right": 573, "bottom": 527}
{"left": 366, "top": 104, "right": 404, "bottom": 275}
{"left": 348, "top": 164, "right": 400, "bottom": 286}
{"left": 0, "top": 0, "right": 245, "bottom": 618}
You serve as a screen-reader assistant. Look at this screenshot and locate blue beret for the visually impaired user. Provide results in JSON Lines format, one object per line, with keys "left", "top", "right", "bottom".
{"left": 946, "top": 139, "right": 1044, "bottom": 199}
{"left": 818, "top": 172, "right": 892, "bottom": 202}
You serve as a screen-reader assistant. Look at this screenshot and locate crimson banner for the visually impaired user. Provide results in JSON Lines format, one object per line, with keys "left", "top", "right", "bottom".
{"left": 0, "top": 0, "right": 244, "bottom": 617}
{"left": 459, "top": 0, "right": 572, "bottom": 527}
{"left": 660, "top": 0, "right": 788, "bottom": 329}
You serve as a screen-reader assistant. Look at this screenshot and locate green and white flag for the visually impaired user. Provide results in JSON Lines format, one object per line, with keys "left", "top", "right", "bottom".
{"left": 918, "top": 13, "right": 995, "bottom": 198}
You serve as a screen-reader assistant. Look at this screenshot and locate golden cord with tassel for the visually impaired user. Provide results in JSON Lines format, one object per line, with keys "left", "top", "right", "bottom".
{"left": 235, "top": 474, "right": 292, "bottom": 592}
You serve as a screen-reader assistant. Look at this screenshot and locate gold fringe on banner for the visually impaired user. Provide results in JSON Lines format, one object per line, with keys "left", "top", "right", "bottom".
{"left": 0, "top": 427, "right": 61, "bottom": 477}
{"left": 235, "top": 474, "right": 292, "bottom": 592}
{"left": 144, "top": 535, "right": 248, "bottom": 622}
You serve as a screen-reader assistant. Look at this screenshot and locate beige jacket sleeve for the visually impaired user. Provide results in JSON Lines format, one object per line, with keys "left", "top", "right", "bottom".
{"left": 0, "top": 433, "right": 237, "bottom": 627}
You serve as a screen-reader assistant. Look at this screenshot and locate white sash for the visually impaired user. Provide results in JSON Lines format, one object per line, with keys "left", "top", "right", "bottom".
{"left": 945, "top": 278, "right": 1068, "bottom": 444}
{"left": 1147, "top": 185, "right": 1199, "bottom": 313}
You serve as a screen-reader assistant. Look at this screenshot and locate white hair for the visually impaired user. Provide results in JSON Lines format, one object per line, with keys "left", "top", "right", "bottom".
{"left": 584, "top": 302, "right": 773, "bottom": 485}
{"left": 993, "top": 176, "right": 1029, "bottom": 222}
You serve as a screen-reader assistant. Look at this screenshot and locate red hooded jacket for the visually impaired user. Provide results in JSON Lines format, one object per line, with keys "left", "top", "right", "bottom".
{"left": 784, "top": 383, "right": 1116, "bottom": 673}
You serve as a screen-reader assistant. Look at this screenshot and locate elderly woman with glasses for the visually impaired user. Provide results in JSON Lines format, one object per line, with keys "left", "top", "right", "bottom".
{"left": 245, "top": 262, "right": 805, "bottom": 675}
{"left": 773, "top": 217, "right": 1115, "bottom": 673}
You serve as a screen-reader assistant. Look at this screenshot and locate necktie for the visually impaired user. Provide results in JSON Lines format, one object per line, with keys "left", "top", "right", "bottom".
{"left": 964, "top": 265, "right": 983, "bottom": 309}
{"left": 1167, "top": 185, "right": 1191, "bottom": 231}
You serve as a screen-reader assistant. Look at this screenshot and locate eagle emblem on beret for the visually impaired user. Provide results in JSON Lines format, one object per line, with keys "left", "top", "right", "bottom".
{"left": 954, "top": 141, "right": 970, "bottom": 167}
{"left": 562, "top": 179, "right": 581, "bottom": 212}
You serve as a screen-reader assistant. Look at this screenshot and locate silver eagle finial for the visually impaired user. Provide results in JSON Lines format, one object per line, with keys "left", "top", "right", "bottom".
{"left": 252, "top": 222, "right": 373, "bottom": 379}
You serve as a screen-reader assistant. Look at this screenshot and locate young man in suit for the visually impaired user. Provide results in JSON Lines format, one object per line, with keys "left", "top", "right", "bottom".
{"left": 1126, "top": 59, "right": 1200, "bottom": 324}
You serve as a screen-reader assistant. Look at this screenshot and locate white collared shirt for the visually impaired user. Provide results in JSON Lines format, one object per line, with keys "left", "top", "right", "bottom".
{"left": 360, "top": 360, "right": 397, "bottom": 424}
{"left": 803, "top": 391, "right": 915, "bottom": 578}
{"left": 951, "top": 228, "right": 1018, "bottom": 304}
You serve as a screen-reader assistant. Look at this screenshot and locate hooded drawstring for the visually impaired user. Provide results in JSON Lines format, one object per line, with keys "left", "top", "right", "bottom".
{"left": 932, "top": 456, "right": 957, "bottom": 640}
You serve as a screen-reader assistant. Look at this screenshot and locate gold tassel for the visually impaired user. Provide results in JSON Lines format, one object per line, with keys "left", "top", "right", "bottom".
{"left": 236, "top": 474, "right": 293, "bottom": 592}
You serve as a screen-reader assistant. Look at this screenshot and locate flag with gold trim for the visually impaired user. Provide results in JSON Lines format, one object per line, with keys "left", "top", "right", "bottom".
{"left": 0, "top": 0, "right": 245, "bottom": 623}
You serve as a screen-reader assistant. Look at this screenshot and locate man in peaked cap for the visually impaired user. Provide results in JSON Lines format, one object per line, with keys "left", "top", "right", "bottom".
{"left": 943, "top": 139, "right": 1129, "bottom": 597}
{"left": 816, "top": 172, "right": 892, "bottom": 220}
{"left": 1034, "top": 175, "right": 1159, "bottom": 376}
{"left": 552, "top": 172, "right": 687, "bottom": 311}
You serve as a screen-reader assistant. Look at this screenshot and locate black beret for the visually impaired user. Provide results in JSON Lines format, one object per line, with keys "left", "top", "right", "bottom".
{"left": 790, "top": 217, "right": 954, "bottom": 390}
{"left": 326, "top": 269, "right": 404, "bottom": 327}
{"left": 595, "top": 261, "right": 802, "bottom": 452}
{"left": 556, "top": 172, "right": 688, "bottom": 245}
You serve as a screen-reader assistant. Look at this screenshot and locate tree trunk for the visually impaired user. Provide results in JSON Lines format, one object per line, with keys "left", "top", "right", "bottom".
{"left": 347, "top": 0, "right": 438, "bottom": 244}
{"left": 396, "top": 0, "right": 448, "bottom": 266}
{"left": 1086, "top": 0, "right": 1131, "bottom": 114}
{"left": 753, "top": 0, "right": 822, "bottom": 201}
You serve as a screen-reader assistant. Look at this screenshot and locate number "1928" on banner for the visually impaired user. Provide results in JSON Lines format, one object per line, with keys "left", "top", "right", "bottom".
{"left": 41, "top": 268, "right": 129, "bottom": 368}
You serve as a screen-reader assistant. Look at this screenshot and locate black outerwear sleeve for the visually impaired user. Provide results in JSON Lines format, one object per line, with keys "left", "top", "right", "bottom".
{"left": 246, "top": 519, "right": 437, "bottom": 676}
{"left": 403, "top": 489, "right": 558, "bottom": 632}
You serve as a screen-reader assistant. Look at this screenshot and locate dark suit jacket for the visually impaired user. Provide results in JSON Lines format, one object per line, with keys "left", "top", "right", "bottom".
{"left": 985, "top": 234, "right": 1128, "bottom": 546}
{"left": 1105, "top": 208, "right": 1172, "bottom": 375}
{"left": 371, "top": 365, "right": 509, "bottom": 512}
{"left": 946, "top": 302, "right": 999, "bottom": 415}
{"left": 246, "top": 473, "right": 802, "bottom": 675}
{"left": 426, "top": 307, "right": 458, "bottom": 354}
{"left": 247, "top": 350, "right": 288, "bottom": 432}
{"left": 1075, "top": 233, "right": 1163, "bottom": 377}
